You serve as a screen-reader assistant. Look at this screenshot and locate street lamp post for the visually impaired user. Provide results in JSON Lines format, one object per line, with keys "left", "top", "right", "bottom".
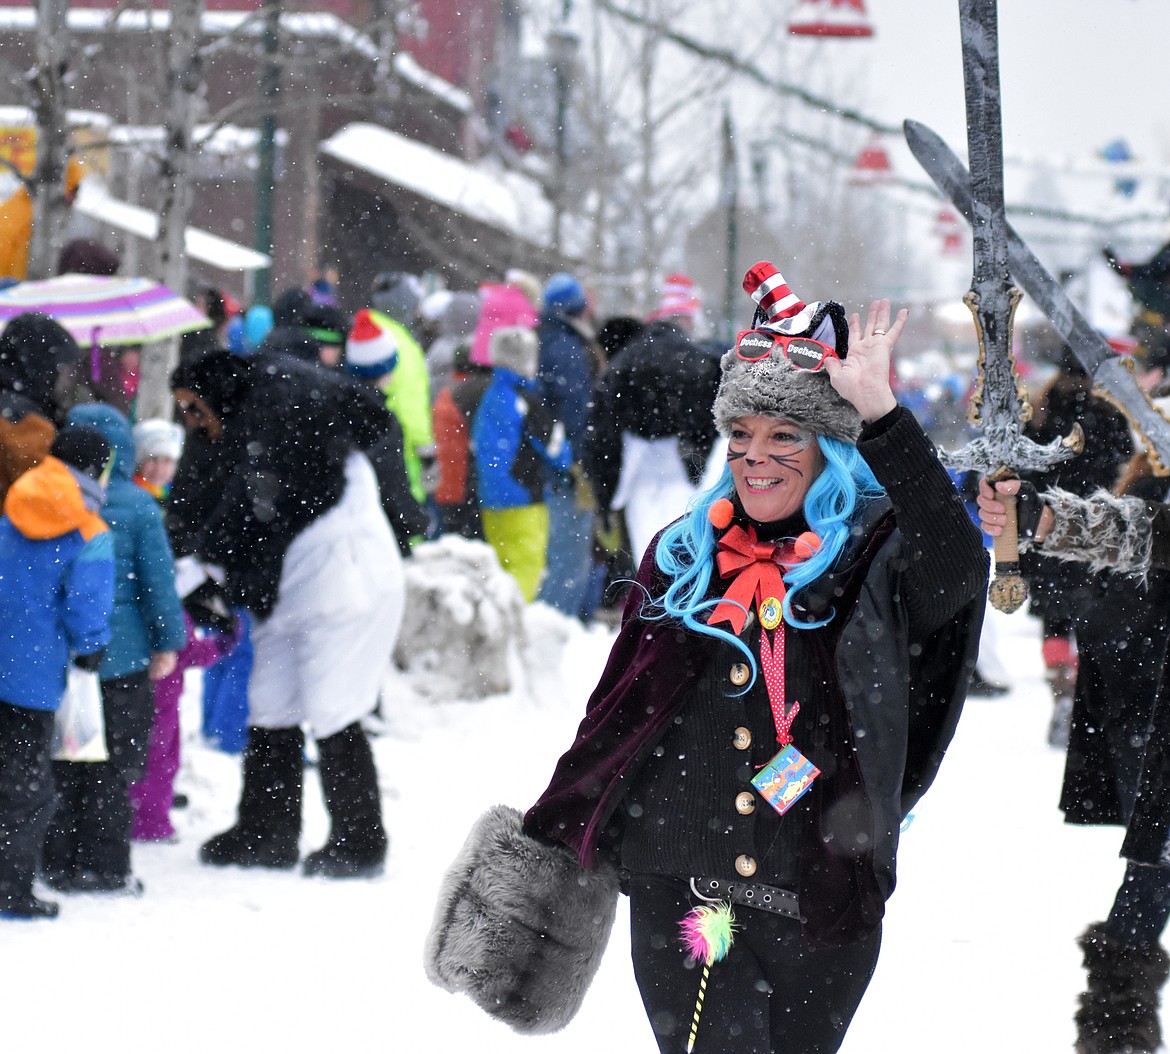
{"left": 548, "top": 6, "right": 577, "bottom": 257}
{"left": 253, "top": 0, "right": 280, "bottom": 307}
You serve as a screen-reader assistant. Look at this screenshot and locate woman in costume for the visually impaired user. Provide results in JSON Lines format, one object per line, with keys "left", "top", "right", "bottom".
{"left": 428, "top": 263, "right": 988, "bottom": 1054}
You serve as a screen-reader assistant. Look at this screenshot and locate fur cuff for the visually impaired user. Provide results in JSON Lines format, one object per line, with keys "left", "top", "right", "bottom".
{"left": 424, "top": 805, "right": 620, "bottom": 1034}
{"left": 1040, "top": 487, "right": 1152, "bottom": 576}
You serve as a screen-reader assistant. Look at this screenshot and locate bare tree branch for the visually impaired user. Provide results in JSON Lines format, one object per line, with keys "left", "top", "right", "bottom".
{"left": 594, "top": 0, "right": 899, "bottom": 136}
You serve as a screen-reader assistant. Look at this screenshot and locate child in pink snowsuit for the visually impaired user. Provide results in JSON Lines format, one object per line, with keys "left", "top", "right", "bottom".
{"left": 130, "top": 610, "right": 240, "bottom": 841}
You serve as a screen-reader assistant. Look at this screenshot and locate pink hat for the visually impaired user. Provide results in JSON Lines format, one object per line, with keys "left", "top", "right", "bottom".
{"left": 470, "top": 283, "right": 539, "bottom": 367}
{"left": 647, "top": 273, "right": 702, "bottom": 322}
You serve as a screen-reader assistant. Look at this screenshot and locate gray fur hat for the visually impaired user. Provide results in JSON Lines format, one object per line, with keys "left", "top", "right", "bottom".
{"left": 712, "top": 263, "right": 860, "bottom": 443}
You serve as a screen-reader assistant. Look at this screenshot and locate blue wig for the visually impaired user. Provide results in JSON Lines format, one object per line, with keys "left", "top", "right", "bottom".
{"left": 650, "top": 435, "right": 886, "bottom": 686}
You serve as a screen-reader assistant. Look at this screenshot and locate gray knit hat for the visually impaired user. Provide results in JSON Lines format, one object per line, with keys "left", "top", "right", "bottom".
{"left": 712, "top": 262, "right": 861, "bottom": 443}
{"left": 488, "top": 326, "right": 539, "bottom": 379}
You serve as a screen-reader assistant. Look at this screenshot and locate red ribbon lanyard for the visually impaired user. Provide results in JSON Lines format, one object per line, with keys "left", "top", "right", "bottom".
{"left": 759, "top": 627, "right": 799, "bottom": 747}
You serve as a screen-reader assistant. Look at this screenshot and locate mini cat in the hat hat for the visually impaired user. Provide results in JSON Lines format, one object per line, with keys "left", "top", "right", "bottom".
{"left": 713, "top": 261, "right": 904, "bottom": 446}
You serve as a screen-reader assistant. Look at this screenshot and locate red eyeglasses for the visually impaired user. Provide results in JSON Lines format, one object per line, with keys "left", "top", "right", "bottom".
{"left": 735, "top": 329, "right": 841, "bottom": 372}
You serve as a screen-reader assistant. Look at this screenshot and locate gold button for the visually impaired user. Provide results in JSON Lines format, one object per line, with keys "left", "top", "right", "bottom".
{"left": 729, "top": 662, "right": 750, "bottom": 687}
{"left": 733, "top": 726, "right": 751, "bottom": 750}
{"left": 735, "top": 854, "right": 757, "bottom": 877}
{"left": 735, "top": 791, "right": 755, "bottom": 815}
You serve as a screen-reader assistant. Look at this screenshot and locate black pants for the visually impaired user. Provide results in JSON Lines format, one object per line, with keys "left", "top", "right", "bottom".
{"left": 1107, "top": 862, "right": 1170, "bottom": 946}
{"left": 628, "top": 874, "right": 881, "bottom": 1054}
{"left": 43, "top": 672, "right": 153, "bottom": 883}
{"left": 0, "top": 702, "right": 56, "bottom": 899}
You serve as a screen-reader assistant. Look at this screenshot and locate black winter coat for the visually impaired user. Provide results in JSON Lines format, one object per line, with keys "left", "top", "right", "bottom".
{"left": 1059, "top": 560, "right": 1170, "bottom": 829}
{"left": 197, "top": 350, "right": 403, "bottom": 618}
{"left": 587, "top": 322, "right": 722, "bottom": 512}
{"left": 1105, "top": 477, "right": 1170, "bottom": 864}
{"left": 167, "top": 427, "right": 231, "bottom": 558}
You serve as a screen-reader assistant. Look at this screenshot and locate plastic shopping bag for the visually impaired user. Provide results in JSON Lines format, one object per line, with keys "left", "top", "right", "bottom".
{"left": 52, "top": 667, "right": 107, "bottom": 762}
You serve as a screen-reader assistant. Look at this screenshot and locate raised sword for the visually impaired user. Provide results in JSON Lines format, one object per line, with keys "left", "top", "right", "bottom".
{"left": 920, "top": 0, "right": 1083, "bottom": 613}
{"left": 904, "top": 116, "right": 1170, "bottom": 475}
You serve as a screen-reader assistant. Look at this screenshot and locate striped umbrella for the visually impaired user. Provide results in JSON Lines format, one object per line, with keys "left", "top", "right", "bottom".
{"left": 0, "top": 274, "right": 211, "bottom": 348}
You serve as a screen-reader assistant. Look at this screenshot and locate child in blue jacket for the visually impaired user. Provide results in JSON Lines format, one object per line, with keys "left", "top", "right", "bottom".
{"left": 42, "top": 404, "right": 185, "bottom": 896}
{"left": 0, "top": 426, "right": 114, "bottom": 919}
{"left": 472, "top": 326, "right": 572, "bottom": 601}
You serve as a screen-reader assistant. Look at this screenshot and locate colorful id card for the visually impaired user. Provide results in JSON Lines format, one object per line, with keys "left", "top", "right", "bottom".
{"left": 751, "top": 744, "right": 820, "bottom": 816}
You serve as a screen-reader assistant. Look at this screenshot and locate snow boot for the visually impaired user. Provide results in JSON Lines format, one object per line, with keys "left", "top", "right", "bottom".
{"left": 302, "top": 722, "right": 387, "bottom": 879}
{"left": 199, "top": 726, "right": 304, "bottom": 870}
{"left": 1075, "top": 921, "right": 1170, "bottom": 1054}
{"left": 0, "top": 885, "right": 58, "bottom": 920}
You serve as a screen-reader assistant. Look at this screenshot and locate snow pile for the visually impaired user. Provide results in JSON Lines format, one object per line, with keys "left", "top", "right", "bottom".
{"left": 393, "top": 535, "right": 528, "bottom": 700}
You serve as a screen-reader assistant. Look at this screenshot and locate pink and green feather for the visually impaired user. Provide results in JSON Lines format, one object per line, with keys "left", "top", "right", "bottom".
{"left": 679, "top": 902, "right": 737, "bottom": 966}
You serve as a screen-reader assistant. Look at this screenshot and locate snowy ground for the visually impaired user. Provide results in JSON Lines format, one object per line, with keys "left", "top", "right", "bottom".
{"left": 0, "top": 599, "right": 1131, "bottom": 1053}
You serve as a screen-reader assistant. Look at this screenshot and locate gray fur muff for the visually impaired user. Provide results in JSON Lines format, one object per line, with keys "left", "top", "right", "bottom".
{"left": 424, "top": 804, "right": 620, "bottom": 1034}
{"left": 1036, "top": 486, "right": 1154, "bottom": 576}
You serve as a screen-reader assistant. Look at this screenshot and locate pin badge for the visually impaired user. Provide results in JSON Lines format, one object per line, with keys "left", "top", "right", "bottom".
{"left": 759, "top": 597, "right": 782, "bottom": 631}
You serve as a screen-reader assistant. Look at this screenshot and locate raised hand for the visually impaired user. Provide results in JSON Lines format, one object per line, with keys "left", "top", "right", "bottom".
{"left": 823, "top": 299, "right": 907, "bottom": 424}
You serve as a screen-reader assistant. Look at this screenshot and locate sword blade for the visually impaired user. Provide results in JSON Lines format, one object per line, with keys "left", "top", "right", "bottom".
{"left": 959, "top": 0, "right": 1023, "bottom": 431}
{"left": 905, "top": 117, "right": 1170, "bottom": 470}
{"left": 905, "top": 118, "right": 1109, "bottom": 373}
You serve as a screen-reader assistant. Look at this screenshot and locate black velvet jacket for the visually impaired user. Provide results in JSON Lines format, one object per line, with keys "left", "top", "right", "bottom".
{"left": 525, "top": 408, "right": 989, "bottom": 945}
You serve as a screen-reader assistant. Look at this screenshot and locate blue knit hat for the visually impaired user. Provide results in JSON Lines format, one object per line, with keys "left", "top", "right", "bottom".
{"left": 542, "top": 272, "right": 587, "bottom": 316}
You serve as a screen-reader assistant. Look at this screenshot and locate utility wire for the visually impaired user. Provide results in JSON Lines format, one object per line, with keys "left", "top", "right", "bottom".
{"left": 596, "top": 1, "right": 1170, "bottom": 230}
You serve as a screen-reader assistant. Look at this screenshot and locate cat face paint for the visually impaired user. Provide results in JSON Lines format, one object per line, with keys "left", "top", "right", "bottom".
{"left": 727, "top": 416, "right": 822, "bottom": 523}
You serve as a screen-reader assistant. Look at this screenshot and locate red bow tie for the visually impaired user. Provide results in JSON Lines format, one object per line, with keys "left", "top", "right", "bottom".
{"left": 707, "top": 524, "right": 805, "bottom": 634}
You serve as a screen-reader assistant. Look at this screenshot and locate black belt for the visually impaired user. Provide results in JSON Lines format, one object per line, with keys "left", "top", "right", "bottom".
{"left": 690, "top": 876, "right": 801, "bottom": 921}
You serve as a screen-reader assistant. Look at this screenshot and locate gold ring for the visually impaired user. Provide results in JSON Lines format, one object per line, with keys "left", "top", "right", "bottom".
{"left": 873, "top": 329, "right": 886, "bottom": 336}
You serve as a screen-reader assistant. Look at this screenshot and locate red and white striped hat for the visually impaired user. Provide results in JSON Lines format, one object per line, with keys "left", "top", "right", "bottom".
{"left": 742, "top": 261, "right": 819, "bottom": 333}
{"left": 648, "top": 273, "right": 702, "bottom": 322}
{"left": 345, "top": 309, "right": 400, "bottom": 379}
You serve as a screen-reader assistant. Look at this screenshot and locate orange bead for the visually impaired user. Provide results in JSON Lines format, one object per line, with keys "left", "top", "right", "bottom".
{"left": 793, "top": 531, "right": 821, "bottom": 560}
{"left": 708, "top": 498, "right": 735, "bottom": 530}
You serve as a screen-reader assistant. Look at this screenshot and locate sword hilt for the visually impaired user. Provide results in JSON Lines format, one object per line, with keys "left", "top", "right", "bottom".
{"left": 987, "top": 470, "right": 1027, "bottom": 614}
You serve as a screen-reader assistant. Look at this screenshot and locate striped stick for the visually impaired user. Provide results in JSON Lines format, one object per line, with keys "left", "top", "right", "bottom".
{"left": 687, "top": 962, "right": 713, "bottom": 1053}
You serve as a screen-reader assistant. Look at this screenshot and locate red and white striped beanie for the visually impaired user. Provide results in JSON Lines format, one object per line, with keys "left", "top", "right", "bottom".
{"left": 648, "top": 273, "right": 702, "bottom": 322}
{"left": 345, "top": 309, "right": 400, "bottom": 379}
{"left": 742, "top": 261, "right": 819, "bottom": 334}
